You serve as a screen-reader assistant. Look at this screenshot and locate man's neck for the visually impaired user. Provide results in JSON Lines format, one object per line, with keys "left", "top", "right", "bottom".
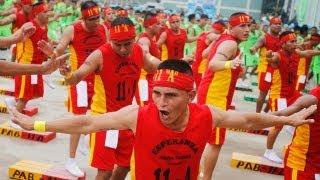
{"left": 269, "top": 31, "right": 279, "bottom": 37}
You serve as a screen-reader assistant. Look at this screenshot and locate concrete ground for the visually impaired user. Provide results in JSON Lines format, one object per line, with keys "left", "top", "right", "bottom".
{"left": 0, "top": 69, "right": 300, "bottom": 180}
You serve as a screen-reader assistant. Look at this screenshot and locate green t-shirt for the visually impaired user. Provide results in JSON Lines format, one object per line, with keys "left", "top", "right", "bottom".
{"left": 0, "top": 0, "right": 13, "bottom": 37}
{"left": 312, "top": 44, "right": 320, "bottom": 73}
{"left": 184, "top": 24, "right": 205, "bottom": 56}
{"left": 239, "top": 30, "right": 262, "bottom": 66}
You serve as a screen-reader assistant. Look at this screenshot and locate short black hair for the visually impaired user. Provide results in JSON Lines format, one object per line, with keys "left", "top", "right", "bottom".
{"left": 158, "top": 60, "right": 193, "bottom": 75}
{"left": 111, "top": 17, "right": 134, "bottom": 27}
{"left": 80, "top": 0, "right": 98, "bottom": 11}
{"left": 188, "top": 14, "right": 196, "bottom": 22}
{"left": 279, "top": 31, "right": 294, "bottom": 39}
{"left": 200, "top": 14, "right": 208, "bottom": 19}
{"left": 32, "top": 1, "right": 45, "bottom": 8}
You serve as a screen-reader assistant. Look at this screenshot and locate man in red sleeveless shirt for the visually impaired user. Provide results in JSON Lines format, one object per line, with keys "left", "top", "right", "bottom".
{"left": 12, "top": 59, "right": 316, "bottom": 180}
{"left": 250, "top": 17, "right": 282, "bottom": 113}
{"left": 157, "top": 14, "right": 197, "bottom": 60}
{"left": 196, "top": 12, "right": 249, "bottom": 179}
{"left": 48, "top": 17, "right": 160, "bottom": 179}
{"left": 266, "top": 87, "right": 320, "bottom": 180}
{"left": 262, "top": 31, "right": 320, "bottom": 164}
{"left": 11, "top": 2, "right": 49, "bottom": 114}
{"left": 37, "top": 1, "right": 107, "bottom": 177}
{"left": 0, "top": 0, "right": 33, "bottom": 29}
{"left": 137, "top": 13, "right": 161, "bottom": 103}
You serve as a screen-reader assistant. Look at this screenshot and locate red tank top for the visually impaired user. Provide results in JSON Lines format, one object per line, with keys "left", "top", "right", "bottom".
{"left": 14, "top": 10, "right": 29, "bottom": 30}
{"left": 139, "top": 33, "right": 160, "bottom": 58}
{"left": 69, "top": 22, "right": 106, "bottom": 82}
{"left": 18, "top": 20, "right": 47, "bottom": 64}
{"left": 286, "top": 87, "right": 320, "bottom": 173}
{"left": 265, "top": 33, "right": 281, "bottom": 51}
{"left": 271, "top": 50, "right": 300, "bottom": 97}
{"left": 165, "top": 28, "right": 187, "bottom": 59}
{"left": 91, "top": 43, "right": 144, "bottom": 113}
{"left": 192, "top": 32, "right": 209, "bottom": 72}
{"left": 133, "top": 103, "right": 213, "bottom": 180}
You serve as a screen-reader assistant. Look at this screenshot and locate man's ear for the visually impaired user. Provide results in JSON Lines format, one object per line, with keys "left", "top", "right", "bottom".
{"left": 188, "top": 90, "right": 196, "bottom": 103}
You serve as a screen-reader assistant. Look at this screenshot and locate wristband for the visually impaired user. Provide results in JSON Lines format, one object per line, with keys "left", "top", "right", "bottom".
{"left": 34, "top": 121, "right": 46, "bottom": 132}
{"left": 224, "top": 61, "right": 231, "bottom": 69}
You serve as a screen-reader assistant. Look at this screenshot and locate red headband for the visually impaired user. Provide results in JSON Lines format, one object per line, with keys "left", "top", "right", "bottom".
{"left": 32, "top": 3, "right": 48, "bottom": 17}
{"left": 21, "top": 0, "right": 33, "bottom": 5}
{"left": 280, "top": 33, "right": 296, "bottom": 44}
{"left": 144, "top": 16, "right": 159, "bottom": 27}
{"left": 153, "top": 69, "right": 194, "bottom": 91}
{"left": 270, "top": 17, "right": 282, "bottom": 25}
{"left": 310, "top": 34, "right": 320, "bottom": 43}
{"left": 169, "top": 15, "right": 180, "bottom": 23}
{"left": 82, "top": 6, "right": 100, "bottom": 19}
{"left": 229, "top": 14, "right": 251, "bottom": 27}
{"left": 212, "top": 22, "right": 225, "bottom": 34}
{"left": 109, "top": 24, "right": 136, "bottom": 41}
{"left": 117, "top": 10, "right": 128, "bottom": 17}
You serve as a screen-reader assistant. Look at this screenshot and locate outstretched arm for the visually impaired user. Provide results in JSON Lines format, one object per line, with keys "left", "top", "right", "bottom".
{"left": 210, "top": 105, "right": 316, "bottom": 130}
{"left": 11, "top": 105, "right": 139, "bottom": 134}
{"left": 273, "top": 94, "right": 318, "bottom": 116}
{"left": 0, "top": 54, "right": 69, "bottom": 76}
{"left": 250, "top": 35, "right": 265, "bottom": 54}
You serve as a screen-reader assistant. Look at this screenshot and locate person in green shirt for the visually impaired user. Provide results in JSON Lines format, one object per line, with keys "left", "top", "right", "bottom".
{"left": 312, "top": 43, "right": 320, "bottom": 84}
{"left": 0, "top": 0, "right": 14, "bottom": 38}
{"left": 185, "top": 14, "right": 208, "bottom": 56}
{"left": 238, "top": 20, "right": 262, "bottom": 87}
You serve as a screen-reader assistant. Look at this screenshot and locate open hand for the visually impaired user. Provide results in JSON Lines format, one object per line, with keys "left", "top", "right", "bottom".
{"left": 41, "top": 53, "right": 70, "bottom": 74}
{"left": 231, "top": 52, "right": 243, "bottom": 69}
{"left": 37, "top": 40, "right": 54, "bottom": 56}
{"left": 286, "top": 105, "right": 317, "bottom": 127}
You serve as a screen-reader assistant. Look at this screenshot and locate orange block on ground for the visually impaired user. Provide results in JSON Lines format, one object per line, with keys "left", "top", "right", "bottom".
{"left": 8, "top": 160, "right": 86, "bottom": 180}
{"left": 230, "top": 152, "right": 284, "bottom": 175}
{"left": 0, "top": 121, "right": 56, "bottom": 143}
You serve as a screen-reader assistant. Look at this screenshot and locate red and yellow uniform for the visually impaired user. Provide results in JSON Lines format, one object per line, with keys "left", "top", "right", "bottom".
{"left": 256, "top": 33, "right": 281, "bottom": 91}
{"left": 197, "top": 34, "right": 241, "bottom": 145}
{"left": 137, "top": 32, "right": 160, "bottom": 104}
{"left": 269, "top": 50, "right": 301, "bottom": 113}
{"left": 284, "top": 86, "right": 320, "bottom": 180}
{"left": 296, "top": 44, "right": 313, "bottom": 91}
{"left": 131, "top": 103, "right": 212, "bottom": 180}
{"left": 67, "top": 22, "right": 106, "bottom": 114}
{"left": 163, "top": 28, "right": 187, "bottom": 60}
{"left": 192, "top": 32, "right": 209, "bottom": 88}
{"left": 14, "top": 20, "right": 47, "bottom": 101}
{"left": 89, "top": 43, "right": 144, "bottom": 170}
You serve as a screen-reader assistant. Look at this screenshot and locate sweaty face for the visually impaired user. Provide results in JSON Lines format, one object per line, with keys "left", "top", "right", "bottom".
{"left": 111, "top": 39, "right": 135, "bottom": 57}
{"left": 152, "top": 86, "right": 194, "bottom": 127}
{"left": 270, "top": 23, "right": 282, "bottom": 34}
{"left": 169, "top": 20, "right": 180, "bottom": 31}
{"left": 231, "top": 23, "right": 250, "bottom": 41}
{"left": 37, "top": 10, "right": 50, "bottom": 25}
{"left": 84, "top": 15, "right": 100, "bottom": 31}
{"left": 151, "top": 22, "right": 161, "bottom": 35}
{"left": 283, "top": 39, "right": 297, "bottom": 51}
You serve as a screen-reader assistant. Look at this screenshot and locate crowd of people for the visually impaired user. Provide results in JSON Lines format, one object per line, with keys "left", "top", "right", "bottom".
{"left": 0, "top": 0, "right": 320, "bottom": 179}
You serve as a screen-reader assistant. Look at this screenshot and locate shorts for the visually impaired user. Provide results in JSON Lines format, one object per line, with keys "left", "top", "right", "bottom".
{"left": 67, "top": 80, "right": 94, "bottom": 115}
{"left": 208, "top": 127, "right": 226, "bottom": 145}
{"left": 269, "top": 91, "right": 301, "bottom": 129}
{"left": 89, "top": 112, "right": 134, "bottom": 170}
{"left": 284, "top": 166, "right": 315, "bottom": 180}
{"left": 15, "top": 75, "right": 43, "bottom": 101}
{"left": 258, "top": 72, "right": 271, "bottom": 92}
